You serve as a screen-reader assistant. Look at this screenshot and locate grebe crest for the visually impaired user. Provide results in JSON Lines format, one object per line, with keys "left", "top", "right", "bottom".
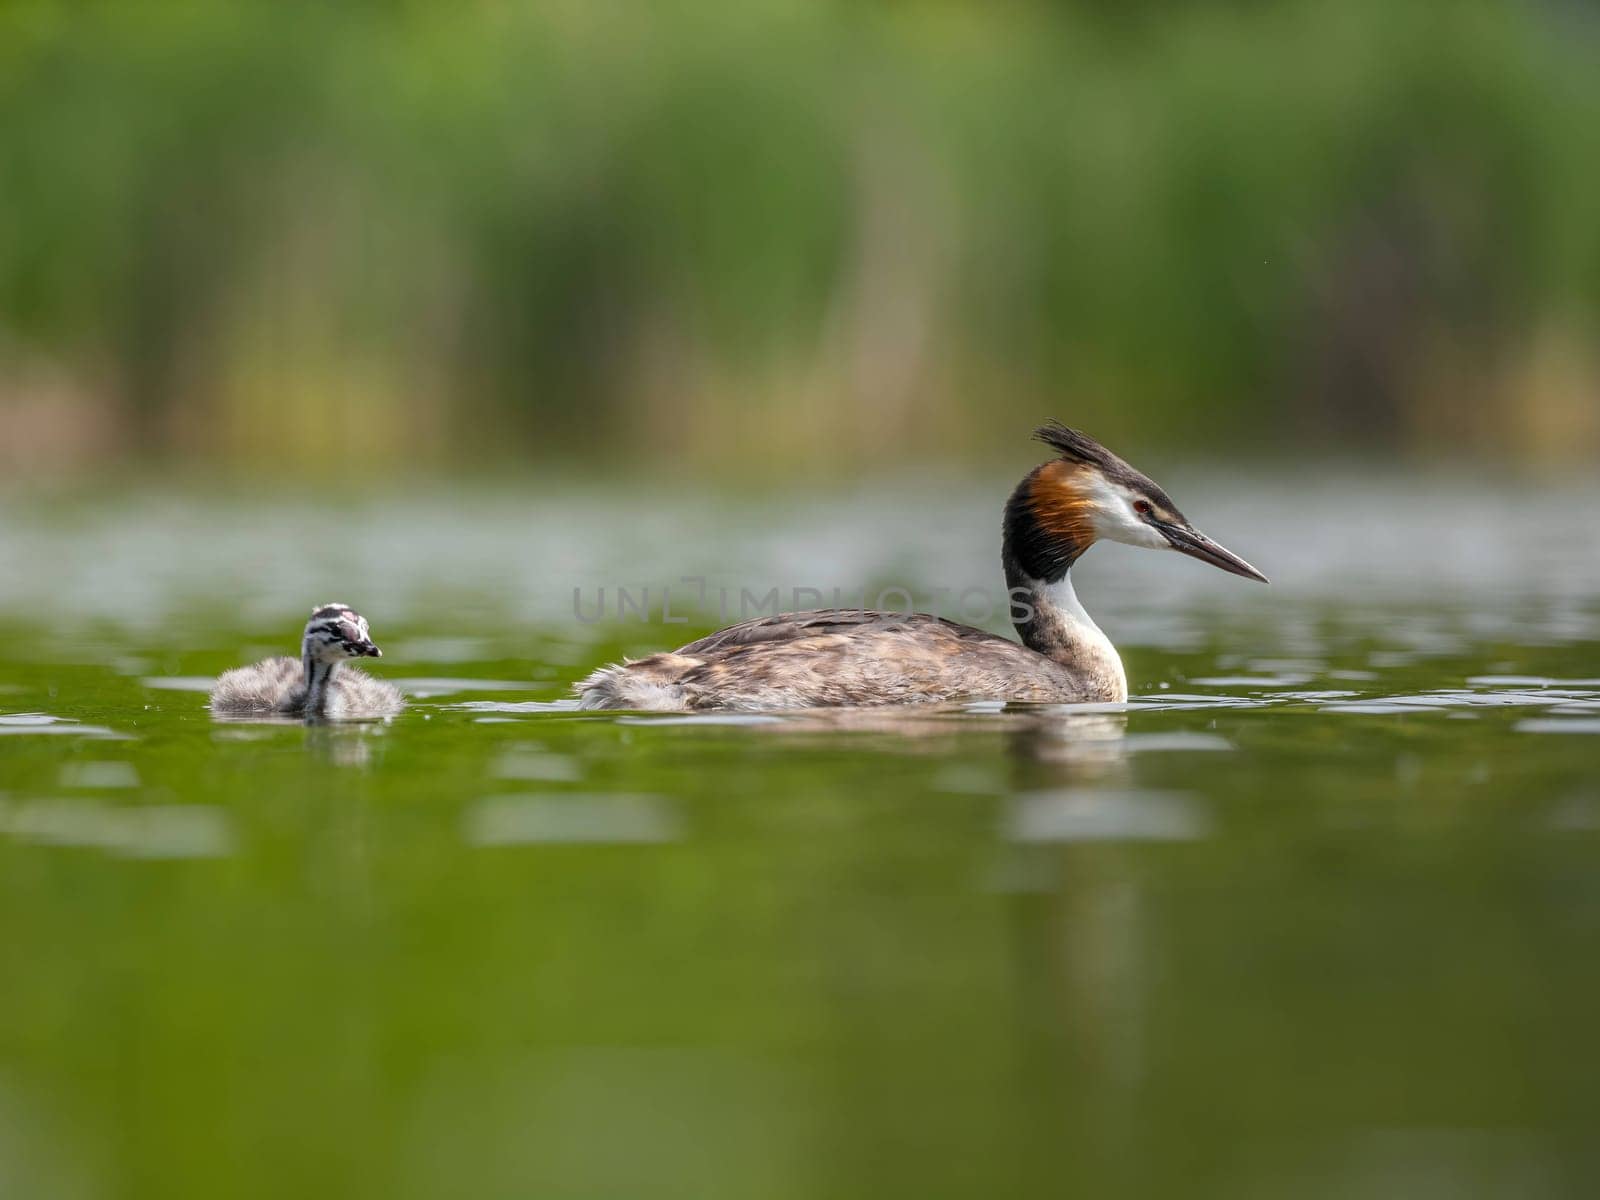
{"left": 578, "top": 423, "right": 1266, "bottom": 711}
{"left": 210, "top": 603, "right": 405, "bottom": 720}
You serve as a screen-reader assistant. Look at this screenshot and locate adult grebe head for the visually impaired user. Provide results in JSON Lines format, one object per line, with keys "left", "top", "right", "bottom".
{"left": 1004, "top": 420, "right": 1268, "bottom": 585}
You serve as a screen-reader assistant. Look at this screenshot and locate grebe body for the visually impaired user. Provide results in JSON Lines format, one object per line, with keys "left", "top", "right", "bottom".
{"left": 210, "top": 604, "right": 404, "bottom": 719}
{"left": 577, "top": 424, "right": 1265, "bottom": 711}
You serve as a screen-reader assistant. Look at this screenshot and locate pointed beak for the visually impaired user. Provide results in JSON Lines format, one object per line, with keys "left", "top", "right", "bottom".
{"left": 356, "top": 641, "right": 382, "bottom": 658}
{"left": 1158, "top": 522, "right": 1269, "bottom": 583}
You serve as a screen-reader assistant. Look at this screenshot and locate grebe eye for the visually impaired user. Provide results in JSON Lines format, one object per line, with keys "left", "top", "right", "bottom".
{"left": 1133, "top": 499, "right": 1152, "bottom": 517}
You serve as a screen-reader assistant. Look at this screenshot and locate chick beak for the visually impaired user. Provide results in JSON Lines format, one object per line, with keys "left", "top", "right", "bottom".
{"left": 1159, "top": 522, "right": 1269, "bottom": 583}
{"left": 357, "top": 641, "right": 382, "bottom": 658}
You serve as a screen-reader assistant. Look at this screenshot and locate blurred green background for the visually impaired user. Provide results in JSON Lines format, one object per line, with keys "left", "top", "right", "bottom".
{"left": 3, "top": 0, "right": 1598, "bottom": 479}
{"left": 6, "top": 9, "right": 1600, "bottom": 1197}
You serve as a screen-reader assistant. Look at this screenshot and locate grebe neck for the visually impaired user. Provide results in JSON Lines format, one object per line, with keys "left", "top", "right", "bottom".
{"left": 1000, "top": 469, "right": 1127, "bottom": 700}
{"left": 1005, "top": 569, "right": 1127, "bottom": 700}
{"left": 301, "top": 651, "right": 340, "bottom": 715}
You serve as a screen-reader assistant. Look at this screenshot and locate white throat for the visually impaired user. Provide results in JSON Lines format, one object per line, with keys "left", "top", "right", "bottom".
{"left": 1033, "top": 573, "right": 1127, "bottom": 699}
{"left": 1039, "top": 572, "right": 1111, "bottom": 642}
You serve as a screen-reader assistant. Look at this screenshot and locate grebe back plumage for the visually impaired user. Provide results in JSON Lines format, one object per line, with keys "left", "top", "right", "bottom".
{"left": 577, "top": 423, "right": 1266, "bottom": 711}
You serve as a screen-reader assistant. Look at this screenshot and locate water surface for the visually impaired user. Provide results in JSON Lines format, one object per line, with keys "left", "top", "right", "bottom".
{"left": 1, "top": 475, "right": 1598, "bottom": 1198}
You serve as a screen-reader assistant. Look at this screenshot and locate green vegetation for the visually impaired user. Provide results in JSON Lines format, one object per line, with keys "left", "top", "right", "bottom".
{"left": 3, "top": 0, "right": 1598, "bottom": 473}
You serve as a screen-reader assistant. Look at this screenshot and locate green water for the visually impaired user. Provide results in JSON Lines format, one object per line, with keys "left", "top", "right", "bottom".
{"left": 2, "top": 478, "right": 1598, "bottom": 1198}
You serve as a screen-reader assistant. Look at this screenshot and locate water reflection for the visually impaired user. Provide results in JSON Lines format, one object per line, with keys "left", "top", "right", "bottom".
{"left": 0, "top": 712, "right": 126, "bottom": 739}
{"left": 303, "top": 723, "right": 393, "bottom": 768}
{"left": 1006, "top": 711, "right": 1131, "bottom": 772}
{"left": 58, "top": 761, "right": 140, "bottom": 789}
{"left": 605, "top": 704, "right": 1141, "bottom": 773}
{"left": 1516, "top": 718, "right": 1600, "bottom": 735}
{"left": 393, "top": 677, "right": 547, "bottom": 698}
{"left": 493, "top": 748, "right": 583, "bottom": 782}
{"left": 465, "top": 794, "right": 681, "bottom": 845}
{"left": 0, "top": 797, "right": 232, "bottom": 858}
{"left": 1006, "top": 789, "right": 1208, "bottom": 842}
{"left": 1321, "top": 687, "right": 1600, "bottom": 715}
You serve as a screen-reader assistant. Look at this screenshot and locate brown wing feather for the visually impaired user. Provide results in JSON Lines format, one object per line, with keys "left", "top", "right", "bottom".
{"left": 576, "top": 610, "right": 1093, "bottom": 710}
{"left": 666, "top": 612, "right": 1082, "bottom": 709}
{"left": 675, "top": 609, "right": 1014, "bottom": 656}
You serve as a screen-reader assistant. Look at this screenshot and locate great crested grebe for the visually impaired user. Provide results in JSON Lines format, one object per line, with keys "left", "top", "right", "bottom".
{"left": 577, "top": 422, "right": 1267, "bottom": 711}
{"left": 210, "top": 603, "right": 404, "bottom": 719}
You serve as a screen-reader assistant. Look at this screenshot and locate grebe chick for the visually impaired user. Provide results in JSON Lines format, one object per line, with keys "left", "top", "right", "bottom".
{"left": 210, "top": 604, "right": 404, "bottom": 720}
{"left": 577, "top": 422, "right": 1267, "bottom": 711}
